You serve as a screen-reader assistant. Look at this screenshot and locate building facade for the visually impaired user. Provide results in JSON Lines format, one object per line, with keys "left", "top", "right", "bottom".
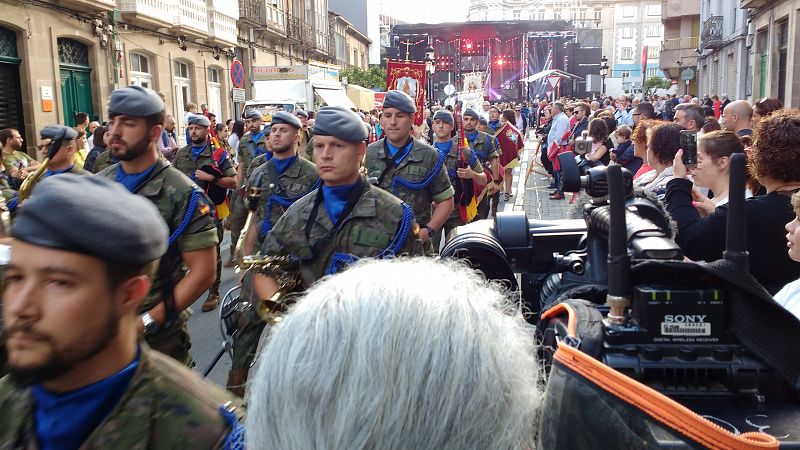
{"left": 697, "top": 0, "right": 749, "bottom": 100}
{"left": 659, "top": 0, "right": 701, "bottom": 96}
{"left": 0, "top": 0, "right": 338, "bottom": 153}
{"left": 328, "top": 0, "right": 380, "bottom": 64}
{"left": 329, "top": 12, "right": 371, "bottom": 70}
{"left": 744, "top": 0, "right": 800, "bottom": 107}
{"left": 610, "top": 1, "right": 666, "bottom": 93}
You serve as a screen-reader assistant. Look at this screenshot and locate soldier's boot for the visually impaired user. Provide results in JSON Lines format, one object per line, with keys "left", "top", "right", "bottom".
{"left": 226, "top": 369, "right": 249, "bottom": 398}
{"left": 202, "top": 282, "right": 221, "bottom": 312}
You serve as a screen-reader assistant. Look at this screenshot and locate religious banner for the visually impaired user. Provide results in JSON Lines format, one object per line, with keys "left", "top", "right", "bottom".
{"left": 458, "top": 91, "right": 484, "bottom": 113}
{"left": 386, "top": 59, "right": 427, "bottom": 126}
{"left": 462, "top": 72, "right": 483, "bottom": 93}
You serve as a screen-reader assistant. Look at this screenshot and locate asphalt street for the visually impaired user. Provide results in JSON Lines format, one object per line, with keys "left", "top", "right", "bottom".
{"left": 188, "top": 232, "right": 240, "bottom": 387}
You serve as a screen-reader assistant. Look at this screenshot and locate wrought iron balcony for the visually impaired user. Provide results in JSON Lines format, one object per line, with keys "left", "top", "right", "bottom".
{"left": 701, "top": 16, "right": 724, "bottom": 50}
{"left": 239, "top": 0, "right": 263, "bottom": 26}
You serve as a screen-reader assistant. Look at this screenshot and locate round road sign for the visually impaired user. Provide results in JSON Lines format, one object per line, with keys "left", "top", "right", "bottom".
{"left": 231, "top": 60, "right": 245, "bottom": 89}
{"left": 680, "top": 68, "right": 695, "bottom": 81}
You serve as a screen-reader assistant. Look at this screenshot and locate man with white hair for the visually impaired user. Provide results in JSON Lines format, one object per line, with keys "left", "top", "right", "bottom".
{"left": 246, "top": 257, "right": 541, "bottom": 450}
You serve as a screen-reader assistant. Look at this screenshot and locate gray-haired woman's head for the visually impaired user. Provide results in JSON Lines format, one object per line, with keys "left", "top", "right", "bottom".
{"left": 246, "top": 257, "right": 542, "bottom": 450}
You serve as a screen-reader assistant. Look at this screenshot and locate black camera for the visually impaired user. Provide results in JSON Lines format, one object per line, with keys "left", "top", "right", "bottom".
{"left": 443, "top": 155, "right": 800, "bottom": 446}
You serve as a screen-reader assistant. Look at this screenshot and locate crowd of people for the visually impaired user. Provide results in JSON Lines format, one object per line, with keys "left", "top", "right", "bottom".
{"left": 2, "top": 78, "right": 800, "bottom": 449}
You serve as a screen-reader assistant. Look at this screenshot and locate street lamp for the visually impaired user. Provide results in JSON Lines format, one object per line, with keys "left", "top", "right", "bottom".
{"left": 424, "top": 44, "right": 436, "bottom": 110}
{"left": 600, "top": 55, "right": 609, "bottom": 97}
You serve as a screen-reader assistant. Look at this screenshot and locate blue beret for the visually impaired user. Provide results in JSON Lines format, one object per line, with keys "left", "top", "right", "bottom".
{"left": 244, "top": 110, "right": 263, "bottom": 120}
{"left": 463, "top": 108, "right": 480, "bottom": 120}
{"left": 40, "top": 125, "right": 77, "bottom": 141}
{"left": 383, "top": 90, "right": 416, "bottom": 114}
{"left": 271, "top": 111, "right": 302, "bottom": 129}
{"left": 187, "top": 114, "right": 211, "bottom": 127}
{"left": 433, "top": 110, "right": 454, "bottom": 125}
{"left": 295, "top": 109, "right": 308, "bottom": 118}
{"left": 11, "top": 175, "right": 168, "bottom": 265}
{"left": 108, "top": 86, "right": 164, "bottom": 117}
{"left": 313, "top": 106, "right": 369, "bottom": 143}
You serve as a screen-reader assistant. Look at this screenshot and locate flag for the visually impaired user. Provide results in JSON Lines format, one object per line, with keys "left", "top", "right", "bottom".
{"left": 455, "top": 104, "right": 478, "bottom": 222}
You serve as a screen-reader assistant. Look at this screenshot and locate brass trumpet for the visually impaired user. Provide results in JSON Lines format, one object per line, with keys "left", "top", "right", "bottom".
{"left": 235, "top": 254, "right": 302, "bottom": 324}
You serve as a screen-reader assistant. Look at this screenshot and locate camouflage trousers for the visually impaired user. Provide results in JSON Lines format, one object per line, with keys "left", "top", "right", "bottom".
{"left": 211, "top": 221, "right": 223, "bottom": 295}
{"left": 228, "top": 190, "right": 247, "bottom": 246}
{"left": 146, "top": 310, "right": 193, "bottom": 367}
{"left": 226, "top": 272, "right": 267, "bottom": 397}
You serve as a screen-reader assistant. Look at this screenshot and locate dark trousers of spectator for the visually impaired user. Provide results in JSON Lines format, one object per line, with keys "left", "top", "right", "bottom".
{"left": 541, "top": 146, "right": 554, "bottom": 175}
{"left": 552, "top": 170, "right": 562, "bottom": 194}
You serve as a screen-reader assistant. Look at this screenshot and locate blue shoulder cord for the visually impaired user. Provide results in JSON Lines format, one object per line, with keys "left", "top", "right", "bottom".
{"left": 260, "top": 178, "right": 321, "bottom": 237}
{"left": 168, "top": 189, "right": 201, "bottom": 246}
{"left": 325, "top": 202, "right": 414, "bottom": 275}
{"left": 390, "top": 149, "right": 447, "bottom": 194}
{"left": 220, "top": 405, "right": 246, "bottom": 450}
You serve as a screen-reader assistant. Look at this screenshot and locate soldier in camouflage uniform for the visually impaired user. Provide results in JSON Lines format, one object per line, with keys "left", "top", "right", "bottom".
{"left": 98, "top": 86, "right": 219, "bottom": 366}
{"left": 226, "top": 111, "right": 319, "bottom": 397}
{"left": 430, "top": 110, "right": 487, "bottom": 249}
{"left": 365, "top": 90, "right": 454, "bottom": 254}
{"left": 173, "top": 114, "right": 238, "bottom": 312}
{"left": 90, "top": 149, "right": 116, "bottom": 174}
{"left": 0, "top": 175, "right": 243, "bottom": 449}
{"left": 35, "top": 125, "right": 91, "bottom": 178}
{"left": 462, "top": 108, "right": 501, "bottom": 220}
{"left": 227, "top": 110, "right": 270, "bottom": 266}
{"left": 296, "top": 109, "right": 314, "bottom": 160}
{"left": 252, "top": 105, "right": 422, "bottom": 300}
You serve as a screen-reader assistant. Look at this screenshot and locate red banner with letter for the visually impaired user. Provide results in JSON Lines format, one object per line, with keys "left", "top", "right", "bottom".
{"left": 386, "top": 59, "right": 427, "bottom": 126}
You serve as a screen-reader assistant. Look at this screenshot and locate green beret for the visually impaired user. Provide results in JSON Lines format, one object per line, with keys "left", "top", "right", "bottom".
{"left": 383, "top": 90, "right": 417, "bottom": 114}
{"left": 108, "top": 86, "right": 164, "bottom": 117}
{"left": 270, "top": 111, "right": 302, "bottom": 129}
{"left": 187, "top": 114, "right": 211, "bottom": 127}
{"left": 313, "top": 106, "right": 368, "bottom": 143}
{"left": 433, "top": 110, "right": 454, "bottom": 125}
{"left": 11, "top": 175, "right": 168, "bottom": 265}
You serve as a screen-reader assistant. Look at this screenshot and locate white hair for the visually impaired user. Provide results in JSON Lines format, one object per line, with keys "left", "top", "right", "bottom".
{"left": 246, "top": 257, "right": 541, "bottom": 450}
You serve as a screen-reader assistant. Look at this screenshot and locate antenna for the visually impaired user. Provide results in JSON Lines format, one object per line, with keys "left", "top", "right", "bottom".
{"left": 605, "top": 164, "right": 632, "bottom": 325}
{"left": 723, "top": 153, "right": 748, "bottom": 271}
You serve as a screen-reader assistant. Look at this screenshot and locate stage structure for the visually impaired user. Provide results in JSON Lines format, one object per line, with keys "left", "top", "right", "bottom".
{"left": 388, "top": 20, "right": 599, "bottom": 102}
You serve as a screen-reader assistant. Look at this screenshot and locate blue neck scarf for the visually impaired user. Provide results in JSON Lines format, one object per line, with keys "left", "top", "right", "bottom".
{"left": 190, "top": 143, "right": 207, "bottom": 160}
{"left": 31, "top": 350, "right": 140, "bottom": 450}
{"left": 386, "top": 139, "right": 414, "bottom": 164}
{"left": 115, "top": 162, "right": 158, "bottom": 192}
{"left": 44, "top": 166, "right": 73, "bottom": 178}
{"left": 252, "top": 129, "right": 265, "bottom": 144}
{"left": 434, "top": 140, "right": 453, "bottom": 156}
{"left": 465, "top": 131, "right": 478, "bottom": 143}
{"left": 488, "top": 119, "right": 500, "bottom": 132}
{"left": 322, "top": 181, "right": 358, "bottom": 225}
{"left": 273, "top": 155, "right": 297, "bottom": 175}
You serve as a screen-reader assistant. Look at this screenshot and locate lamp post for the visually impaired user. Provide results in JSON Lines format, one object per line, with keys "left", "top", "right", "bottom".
{"left": 424, "top": 44, "right": 436, "bottom": 110}
{"left": 600, "top": 55, "right": 609, "bottom": 98}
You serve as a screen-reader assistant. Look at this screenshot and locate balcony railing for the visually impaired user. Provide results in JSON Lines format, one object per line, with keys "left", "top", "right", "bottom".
{"left": 701, "top": 16, "right": 724, "bottom": 49}
{"left": 239, "top": 0, "right": 262, "bottom": 25}
{"left": 662, "top": 37, "right": 700, "bottom": 50}
{"left": 207, "top": 7, "right": 237, "bottom": 45}
{"left": 265, "top": 5, "right": 286, "bottom": 33}
{"left": 118, "top": 0, "right": 176, "bottom": 27}
{"left": 286, "top": 12, "right": 313, "bottom": 46}
{"left": 173, "top": 0, "right": 208, "bottom": 35}
{"left": 326, "top": 32, "right": 336, "bottom": 58}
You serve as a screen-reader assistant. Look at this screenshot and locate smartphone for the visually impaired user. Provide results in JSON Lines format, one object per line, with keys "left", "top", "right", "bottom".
{"left": 680, "top": 130, "right": 698, "bottom": 168}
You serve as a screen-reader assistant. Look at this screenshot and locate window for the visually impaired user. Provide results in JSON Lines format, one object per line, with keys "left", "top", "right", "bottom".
{"left": 353, "top": 48, "right": 358, "bottom": 66}
{"left": 647, "top": 25, "right": 661, "bottom": 37}
{"left": 174, "top": 60, "right": 189, "bottom": 78}
{"left": 594, "top": 9, "right": 602, "bottom": 22}
{"left": 622, "top": 27, "right": 632, "bottom": 39}
{"left": 623, "top": 6, "right": 635, "bottom": 18}
{"left": 778, "top": 20, "right": 788, "bottom": 102}
{"left": 207, "top": 67, "right": 222, "bottom": 117}
{"left": 647, "top": 4, "right": 661, "bottom": 16}
{"left": 647, "top": 46, "right": 660, "bottom": 59}
{"left": 536, "top": 9, "right": 545, "bottom": 20}
{"left": 578, "top": 8, "right": 588, "bottom": 20}
{"left": 513, "top": 9, "right": 520, "bottom": 20}
{"left": 129, "top": 52, "right": 152, "bottom": 89}
{"left": 621, "top": 47, "right": 634, "bottom": 60}
{"left": 207, "top": 67, "right": 220, "bottom": 83}
{"left": 621, "top": 70, "right": 631, "bottom": 78}
{"left": 646, "top": 67, "right": 659, "bottom": 77}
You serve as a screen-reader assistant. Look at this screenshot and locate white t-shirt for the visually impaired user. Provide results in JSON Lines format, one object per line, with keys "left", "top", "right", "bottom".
{"left": 774, "top": 278, "right": 800, "bottom": 320}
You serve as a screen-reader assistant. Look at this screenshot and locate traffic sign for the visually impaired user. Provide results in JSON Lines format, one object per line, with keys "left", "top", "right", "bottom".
{"left": 546, "top": 76, "right": 561, "bottom": 90}
{"left": 232, "top": 88, "right": 245, "bottom": 102}
{"left": 231, "top": 60, "right": 245, "bottom": 89}
{"left": 443, "top": 84, "right": 456, "bottom": 96}
{"left": 680, "top": 68, "right": 695, "bottom": 81}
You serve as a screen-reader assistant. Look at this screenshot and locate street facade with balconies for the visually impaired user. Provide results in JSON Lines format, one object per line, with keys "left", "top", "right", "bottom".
{"left": 696, "top": 2, "right": 748, "bottom": 100}
{"left": 744, "top": 0, "right": 799, "bottom": 107}
{"left": 658, "top": 0, "right": 700, "bottom": 95}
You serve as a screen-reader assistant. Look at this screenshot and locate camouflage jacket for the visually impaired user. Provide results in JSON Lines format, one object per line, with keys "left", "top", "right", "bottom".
{"left": 0, "top": 346, "right": 244, "bottom": 449}
{"left": 98, "top": 159, "right": 218, "bottom": 314}
{"left": 172, "top": 142, "right": 237, "bottom": 183}
{"left": 91, "top": 150, "right": 116, "bottom": 174}
{"left": 441, "top": 139, "right": 485, "bottom": 222}
{"left": 261, "top": 180, "right": 423, "bottom": 287}
{"left": 466, "top": 131, "right": 499, "bottom": 164}
{"left": 236, "top": 131, "right": 268, "bottom": 186}
{"left": 247, "top": 156, "right": 319, "bottom": 249}
{"left": 244, "top": 153, "right": 269, "bottom": 180}
{"left": 365, "top": 138, "right": 454, "bottom": 226}
{"left": 299, "top": 128, "right": 314, "bottom": 160}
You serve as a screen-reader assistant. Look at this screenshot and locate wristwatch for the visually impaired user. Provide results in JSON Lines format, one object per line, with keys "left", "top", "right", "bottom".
{"left": 140, "top": 311, "right": 160, "bottom": 336}
{"left": 425, "top": 226, "right": 437, "bottom": 238}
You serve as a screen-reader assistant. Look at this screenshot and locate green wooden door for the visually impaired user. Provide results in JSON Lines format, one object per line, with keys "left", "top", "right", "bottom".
{"left": 59, "top": 68, "right": 93, "bottom": 127}
{"left": 759, "top": 53, "right": 767, "bottom": 98}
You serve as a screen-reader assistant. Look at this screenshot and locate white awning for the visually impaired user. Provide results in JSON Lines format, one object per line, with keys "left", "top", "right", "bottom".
{"left": 519, "top": 69, "right": 583, "bottom": 83}
{"left": 314, "top": 87, "right": 356, "bottom": 109}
